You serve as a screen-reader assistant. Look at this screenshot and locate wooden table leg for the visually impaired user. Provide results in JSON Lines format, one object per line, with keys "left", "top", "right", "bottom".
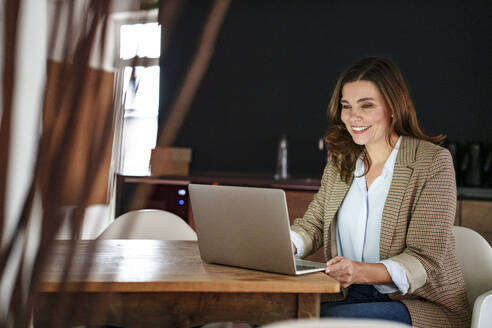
{"left": 297, "top": 293, "right": 320, "bottom": 318}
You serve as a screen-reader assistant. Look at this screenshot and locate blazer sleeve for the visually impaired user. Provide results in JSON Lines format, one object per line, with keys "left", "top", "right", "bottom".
{"left": 290, "top": 164, "right": 332, "bottom": 256}
{"left": 389, "top": 148, "right": 457, "bottom": 293}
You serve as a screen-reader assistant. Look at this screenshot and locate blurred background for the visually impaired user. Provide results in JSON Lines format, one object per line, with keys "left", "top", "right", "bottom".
{"left": 156, "top": 0, "right": 490, "bottom": 180}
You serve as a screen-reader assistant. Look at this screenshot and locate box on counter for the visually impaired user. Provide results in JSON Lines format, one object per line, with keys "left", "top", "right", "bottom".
{"left": 150, "top": 147, "right": 192, "bottom": 175}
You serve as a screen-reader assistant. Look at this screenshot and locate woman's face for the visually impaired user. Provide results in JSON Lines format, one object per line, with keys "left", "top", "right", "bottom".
{"left": 340, "top": 80, "right": 392, "bottom": 150}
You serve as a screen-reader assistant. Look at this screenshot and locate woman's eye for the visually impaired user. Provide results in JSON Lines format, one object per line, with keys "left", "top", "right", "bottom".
{"left": 342, "top": 105, "right": 351, "bottom": 110}
{"left": 361, "top": 103, "right": 373, "bottom": 109}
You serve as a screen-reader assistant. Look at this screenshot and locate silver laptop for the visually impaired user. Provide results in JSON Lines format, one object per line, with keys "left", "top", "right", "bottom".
{"left": 188, "top": 184, "right": 326, "bottom": 275}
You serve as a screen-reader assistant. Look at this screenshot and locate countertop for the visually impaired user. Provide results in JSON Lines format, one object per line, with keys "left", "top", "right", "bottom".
{"left": 118, "top": 173, "right": 492, "bottom": 200}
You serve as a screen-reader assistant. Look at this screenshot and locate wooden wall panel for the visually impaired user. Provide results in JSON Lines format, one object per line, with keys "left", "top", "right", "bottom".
{"left": 460, "top": 200, "right": 492, "bottom": 245}
{"left": 454, "top": 201, "right": 461, "bottom": 226}
{"left": 285, "top": 191, "right": 315, "bottom": 223}
{"left": 285, "top": 191, "right": 325, "bottom": 262}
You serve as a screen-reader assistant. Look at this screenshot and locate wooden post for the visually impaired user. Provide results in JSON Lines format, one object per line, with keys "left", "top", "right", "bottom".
{"left": 297, "top": 293, "right": 320, "bottom": 318}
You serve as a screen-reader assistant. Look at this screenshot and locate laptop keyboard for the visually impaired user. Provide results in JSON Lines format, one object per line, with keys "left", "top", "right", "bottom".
{"left": 295, "top": 259, "right": 325, "bottom": 272}
{"left": 296, "top": 264, "right": 320, "bottom": 271}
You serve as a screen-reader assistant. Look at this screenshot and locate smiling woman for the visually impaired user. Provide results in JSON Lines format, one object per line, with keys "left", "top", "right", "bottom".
{"left": 290, "top": 57, "right": 471, "bottom": 327}
{"left": 325, "top": 57, "right": 444, "bottom": 183}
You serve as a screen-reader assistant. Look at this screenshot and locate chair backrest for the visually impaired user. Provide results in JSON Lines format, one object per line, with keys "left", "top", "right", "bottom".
{"left": 56, "top": 204, "right": 111, "bottom": 240}
{"left": 261, "top": 318, "right": 410, "bottom": 328}
{"left": 472, "top": 290, "right": 492, "bottom": 328}
{"left": 453, "top": 226, "right": 492, "bottom": 306}
{"left": 97, "top": 209, "right": 197, "bottom": 241}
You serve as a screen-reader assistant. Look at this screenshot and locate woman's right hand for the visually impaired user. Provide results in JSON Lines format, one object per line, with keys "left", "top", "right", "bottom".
{"left": 292, "top": 242, "right": 297, "bottom": 255}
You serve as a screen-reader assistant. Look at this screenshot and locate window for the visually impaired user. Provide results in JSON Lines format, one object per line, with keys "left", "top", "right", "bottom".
{"left": 112, "top": 10, "right": 160, "bottom": 175}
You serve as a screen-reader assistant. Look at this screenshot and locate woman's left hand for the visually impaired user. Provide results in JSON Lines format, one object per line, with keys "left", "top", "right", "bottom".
{"left": 325, "top": 256, "right": 360, "bottom": 288}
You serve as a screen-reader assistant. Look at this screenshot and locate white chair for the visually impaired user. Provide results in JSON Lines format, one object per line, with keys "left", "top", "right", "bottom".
{"left": 472, "top": 290, "right": 492, "bottom": 328}
{"left": 453, "top": 226, "right": 492, "bottom": 328}
{"left": 56, "top": 204, "right": 111, "bottom": 240}
{"left": 97, "top": 209, "right": 197, "bottom": 240}
{"left": 261, "top": 318, "right": 410, "bottom": 327}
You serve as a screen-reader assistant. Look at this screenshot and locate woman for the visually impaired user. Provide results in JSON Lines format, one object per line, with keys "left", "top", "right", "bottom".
{"left": 290, "top": 57, "right": 471, "bottom": 327}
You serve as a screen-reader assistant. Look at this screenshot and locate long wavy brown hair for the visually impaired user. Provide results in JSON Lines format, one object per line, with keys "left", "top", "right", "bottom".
{"left": 325, "top": 57, "right": 444, "bottom": 183}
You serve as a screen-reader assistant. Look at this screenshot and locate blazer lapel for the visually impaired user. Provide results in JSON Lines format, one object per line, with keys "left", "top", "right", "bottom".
{"left": 379, "top": 136, "right": 418, "bottom": 260}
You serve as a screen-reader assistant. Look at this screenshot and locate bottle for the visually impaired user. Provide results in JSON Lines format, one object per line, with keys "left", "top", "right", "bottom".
{"left": 275, "top": 135, "right": 289, "bottom": 180}
{"left": 484, "top": 148, "right": 492, "bottom": 187}
{"left": 461, "top": 142, "right": 483, "bottom": 187}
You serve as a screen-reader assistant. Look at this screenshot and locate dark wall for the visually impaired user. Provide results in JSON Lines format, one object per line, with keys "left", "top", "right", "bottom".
{"left": 159, "top": 0, "right": 491, "bottom": 178}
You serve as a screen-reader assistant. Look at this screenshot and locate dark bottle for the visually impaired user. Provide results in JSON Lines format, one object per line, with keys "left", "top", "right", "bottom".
{"left": 483, "top": 144, "right": 492, "bottom": 187}
{"left": 461, "top": 142, "right": 483, "bottom": 187}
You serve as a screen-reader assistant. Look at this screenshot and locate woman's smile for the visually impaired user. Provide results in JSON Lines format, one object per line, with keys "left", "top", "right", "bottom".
{"left": 351, "top": 125, "right": 372, "bottom": 134}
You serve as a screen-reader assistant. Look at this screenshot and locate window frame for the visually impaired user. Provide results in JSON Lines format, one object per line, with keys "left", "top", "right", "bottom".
{"left": 109, "top": 9, "right": 160, "bottom": 174}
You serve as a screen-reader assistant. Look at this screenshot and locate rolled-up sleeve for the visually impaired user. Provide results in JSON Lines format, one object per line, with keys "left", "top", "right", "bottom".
{"left": 375, "top": 259, "right": 410, "bottom": 295}
{"left": 290, "top": 230, "right": 305, "bottom": 258}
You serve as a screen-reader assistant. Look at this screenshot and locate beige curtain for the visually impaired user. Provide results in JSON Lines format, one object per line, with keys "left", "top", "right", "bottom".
{"left": 41, "top": 60, "right": 114, "bottom": 206}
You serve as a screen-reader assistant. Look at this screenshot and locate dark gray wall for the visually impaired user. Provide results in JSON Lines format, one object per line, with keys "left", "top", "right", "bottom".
{"left": 159, "top": 0, "right": 491, "bottom": 177}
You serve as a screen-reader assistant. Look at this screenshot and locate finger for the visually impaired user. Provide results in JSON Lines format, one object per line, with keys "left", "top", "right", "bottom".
{"left": 326, "top": 256, "right": 344, "bottom": 266}
{"left": 326, "top": 257, "right": 347, "bottom": 273}
{"left": 325, "top": 256, "right": 344, "bottom": 273}
{"left": 327, "top": 260, "right": 348, "bottom": 273}
{"left": 327, "top": 266, "right": 353, "bottom": 280}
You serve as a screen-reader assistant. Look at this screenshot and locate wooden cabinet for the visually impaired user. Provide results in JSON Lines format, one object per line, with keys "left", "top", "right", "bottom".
{"left": 115, "top": 177, "right": 191, "bottom": 225}
{"left": 285, "top": 191, "right": 316, "bottom": 222}
{"left": 457, "top": 200, "right": 492, "bottom": 245}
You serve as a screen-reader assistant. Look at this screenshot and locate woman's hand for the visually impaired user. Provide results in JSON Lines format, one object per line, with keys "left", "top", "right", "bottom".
{"left": 325, "top": 256, "right": 360, "bottom": 288}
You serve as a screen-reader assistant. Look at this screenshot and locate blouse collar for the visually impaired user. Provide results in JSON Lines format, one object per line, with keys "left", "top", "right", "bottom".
{"left": 354, "top": 136, "right": 402, "bottom": 177}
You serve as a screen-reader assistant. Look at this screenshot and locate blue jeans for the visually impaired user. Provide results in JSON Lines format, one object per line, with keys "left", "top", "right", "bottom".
{"left": 320, "top": 284, "right": 412, "bottom": 326}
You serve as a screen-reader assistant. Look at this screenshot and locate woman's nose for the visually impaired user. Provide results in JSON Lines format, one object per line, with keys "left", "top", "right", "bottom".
{"left": 347, "top": 108, "right": 363, "bottom": 121}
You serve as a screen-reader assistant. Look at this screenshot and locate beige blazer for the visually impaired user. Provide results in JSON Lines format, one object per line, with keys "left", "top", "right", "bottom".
{"left": 291, "top": 136, "right": 471, "bottom": 328}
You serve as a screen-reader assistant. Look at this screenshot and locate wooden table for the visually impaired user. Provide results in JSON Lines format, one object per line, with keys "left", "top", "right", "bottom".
{"left": 34, "top": 240, "right": 339, "bottom": 327}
